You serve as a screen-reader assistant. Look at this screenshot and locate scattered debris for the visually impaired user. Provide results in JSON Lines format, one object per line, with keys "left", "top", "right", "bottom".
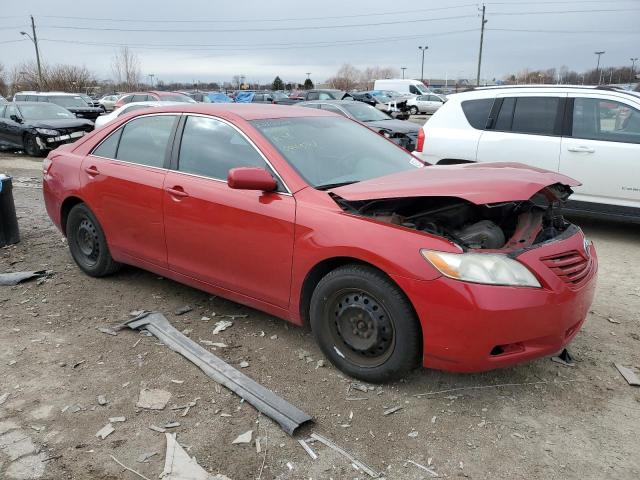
{"left": 551, "top": 348, "right": 575, "bottom": 367}
{"left": 111, "top": 454, "right": 153, "bottom": 480}
{"left": 164, "top": 422, "right": 181, "bottom": 429}
{"left": 607, "top": 317, "right": 621, "bottom": 324}
{"left": 406, "top": 459, "right": 439, "bottom": 478}
{"left": 72, "top": 360, "right": 85, "bottom": 369}
{"left": 171, "top": 379, "right": 184, "bottom": 384}
{"left": 109, "top": 416, "right": 126, "bottom": 423}
{"left": 95, "top": 423, "right": 115, "bottom": 439}
{"left": 310, "top": 433, "right": 380, "bottom": 478}
{"left": 162, "top": 433, "right": 231, "bottom": 480}
{"left": 408, "top": 431, "right": 419, "bottom": 438}
{"left": 511, "top": 432, "right": 525, "bottom": 439}
{"left": 136, "top": 388, "right": 172, "bottom": 410}
{"left": 149, "top": 425, "right": 167, "bottom": 433}
{"left": 296, "top": 349, "right": 311, "bottom": 360}
{"left": 212, "top": 320, "right": 233, "bottom": 334}
{"left": 0, "top": 392, "right": 9, "bottom": 405}
{"left": 615, "top": 363, "right": 640, "bottom": 386}
{"left": 232, "top": 430, "right": 253, "bottom": 444}
{"left": 298, "top": 439, "right": 318, "bottom": 459}
{"left": 0, "top": 270, "right": 47, "bottom": 286}
{"left": 383, "top": 406, "right": 402, "bottom": 416}
{"left": 198, "top": 339, "right": 228, "bottom": 348}
{"left": 239, "top": 361, "right": 249, "bottom": 368}
{"left": 414, "top": 379, "right": 580, "bottom": 397}
{"left": 270, "top": 335, "right": 278, "bottom": 340}
{"left": 286, "top": 462, "right": 294, "bottom": 470}
{"left": 130, "top": 310, "right": 146, "bottom": 317}
{"left": 316, "top": 360, "right": 325, "bottom": 369}
{"left": 136, "top": 452, "right": 158, "bottom": 464}
{"left": 97, "top": 326, "right": 118, "bottom": 336}
{"left": 174, "top": 305, "right": 193, "bottom": 316}
{"left": 124, "top": 313, "right": 313, "bottom": 435}
{"left": 350, "top": 383, "right": 369, "bottom": 393}
{"left": 97, "top": 395, "right": 108, "bottom": 406}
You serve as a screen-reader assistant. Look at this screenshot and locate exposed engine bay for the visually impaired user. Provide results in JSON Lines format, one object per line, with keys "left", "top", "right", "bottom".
{"left": 333, "top": 184, "right": 574, "bottom": 251}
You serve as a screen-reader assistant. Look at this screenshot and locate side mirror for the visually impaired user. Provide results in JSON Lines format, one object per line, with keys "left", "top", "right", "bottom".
{"left": 227, "top": 167, "right": 277, "bottom": 192}
{"left": 10, "top": 114, "right": 22, "bottom": 123}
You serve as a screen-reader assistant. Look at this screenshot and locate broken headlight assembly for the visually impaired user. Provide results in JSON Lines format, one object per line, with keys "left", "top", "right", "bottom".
{"left": 421, "top": 249, "right": 541, "bottom": 288}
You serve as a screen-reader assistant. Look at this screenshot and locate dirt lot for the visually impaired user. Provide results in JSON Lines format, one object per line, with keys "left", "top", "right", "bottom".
{"left": 1, "top": 152, "right": 639, "bottom": 480}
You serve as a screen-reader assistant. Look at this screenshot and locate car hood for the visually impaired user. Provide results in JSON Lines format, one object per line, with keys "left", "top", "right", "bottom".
{"left": 329, "top": 162, "right": 580, "bottom": 205}
{"left": 364, "top": 119, "right": 420, "bottom": 134}
{"left": 25, "top": 118, "right": 94, "bottom": 129}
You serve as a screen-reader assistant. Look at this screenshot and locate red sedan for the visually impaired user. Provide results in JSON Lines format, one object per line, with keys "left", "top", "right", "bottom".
{"left": 113, "top": 90, "right": 195, "bottom": 109}
{"left": 43, "top": 104, "right": 597, "bottom": 382}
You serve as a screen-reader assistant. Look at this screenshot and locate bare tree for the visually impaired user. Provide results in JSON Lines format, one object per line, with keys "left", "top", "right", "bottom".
{"left": 0, "top": 63, "right": 8, "bottom": 97}
{"left": 360, "top": 66, "right": 398, "bottom": 89}
{"left": 326, "top": 63, "right": 361, "bottom": 91}
{"left": 111, "top": 47, "right": 141, "bottom": 91}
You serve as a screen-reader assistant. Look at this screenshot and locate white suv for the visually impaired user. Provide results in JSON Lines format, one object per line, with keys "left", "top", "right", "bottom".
{"left": 412, "top": 86, "right": 640, "bottom": 221}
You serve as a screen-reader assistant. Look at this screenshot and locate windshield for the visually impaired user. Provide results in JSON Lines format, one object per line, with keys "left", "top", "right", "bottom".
{"left": 18, "top": 103, "right": 75, "bottom": 120}
{"left": 159, "top": 93, "right": 196, "bottom": 103}
{"left": 414, "top": 83, "right": 429, "bottom": 94}
{"left": 272, "top": 92, "right": 289, "bottom": 100}
{"left": 341, "top": 102, "right": 391, "bottom": 122}
{"left": 49, "top": 96, "right": 89, "bottom": 108}
{"left": 251, "top": 117, "right": 422, "bottom": 189}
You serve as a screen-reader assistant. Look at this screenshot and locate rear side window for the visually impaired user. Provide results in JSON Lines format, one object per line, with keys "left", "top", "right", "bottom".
{"left": 14, "top": 94, "right": 26, "bottom": 101}
{"left": 572, "top": 97, "right": 640, "bottom": 144}
{"left": 131, "top": 94, "right": 148, "bottom": 102}
{"left": 494, "top": 97, "right": 516, "bottom": 131}
{"left": 461, "top": 98, "right": 494, "bottom": 129}
{"left": 321, "top": 104, "right": 347, "bottom": 116}
{"left": 116, "top": 115, "right": 177, "bottom": 167}
{"left": 93, "top": 129, "right": 122, "bottom": 158}
{"left": 511, "top": 97, "right": 560, "bottom": 135}
{"left": 306, "top": 92, "right": 319, "bottom": 100}
{"left": 178, "top": 116, "right": 268, "bottom": 181}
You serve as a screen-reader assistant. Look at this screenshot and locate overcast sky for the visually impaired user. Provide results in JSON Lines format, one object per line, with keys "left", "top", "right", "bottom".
{"left": 1, "top": 0, "right": 639, "bottom": 84}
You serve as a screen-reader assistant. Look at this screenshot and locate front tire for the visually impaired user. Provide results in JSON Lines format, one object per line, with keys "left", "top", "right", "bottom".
{"left": 23, "top": 134, "right": 45, "bottom": 157}
{"left": 310, "top": 264, "right": 421, "bottom": 383}
{"left": 409, "top": 106, "right": 419, "bottom": 115}
{"left": 66, "top": 203, "right": 121, "bottom": 277}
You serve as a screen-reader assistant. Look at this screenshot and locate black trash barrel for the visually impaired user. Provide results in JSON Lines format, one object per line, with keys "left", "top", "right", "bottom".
{"left": 0, "top": 175, "right": 20, "bottom": 247}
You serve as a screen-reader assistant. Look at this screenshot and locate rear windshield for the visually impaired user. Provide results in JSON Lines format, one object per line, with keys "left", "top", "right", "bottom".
{"left": 461, "top": 98, "right": 494, "bottom": 129}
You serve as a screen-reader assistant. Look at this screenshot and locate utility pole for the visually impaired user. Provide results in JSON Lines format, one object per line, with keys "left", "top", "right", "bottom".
{"left": 631, "top": 57, "right": 638, "bottom": 83}
{"left": 594, "top": 51, "right": 605, "bottom": 85}
{"left": 148, "top": 74, "right": 155, "bottom": 87}
{"left": 418, "top": 46, "right": 428, "bottom": 83}
{"left": 401, "top": 67, "right": 406, "bottom": 79}
{"left": 476, "top": 4, "right": 487, "bottom": 86}
{"left": 20, "top": 15, "right": 43, "bottom": 89}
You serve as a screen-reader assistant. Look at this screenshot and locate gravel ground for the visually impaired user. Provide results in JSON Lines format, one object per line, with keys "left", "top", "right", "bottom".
{"left": 1, "top": 152, "right": 639, "bottom": 480}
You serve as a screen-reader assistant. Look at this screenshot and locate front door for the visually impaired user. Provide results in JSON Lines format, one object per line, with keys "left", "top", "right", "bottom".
{"left": 163, "top": 115, "right": 296, "bottom": 308}
{"left": 559, "top": 95, "right": 640, "bottom": 210}
{"left": 0, "top": 105, "right": 24, "bottom": 147}
{"left": 80, "top": 114, "right": 178, "bottom": 268}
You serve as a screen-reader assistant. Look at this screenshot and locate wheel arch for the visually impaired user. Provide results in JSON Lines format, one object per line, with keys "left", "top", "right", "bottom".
{"left": 60, "top": 195, "right": 85, "bottom": 235}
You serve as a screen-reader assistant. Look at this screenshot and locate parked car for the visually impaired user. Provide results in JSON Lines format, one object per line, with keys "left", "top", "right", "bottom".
{"left": 113, "top": 91, "right": 195, "bottom": 109}
{"left": 13, "top": 92, "right": 104, "bottom": 121}
{"left": 298, "top": 99, "right": 420, "bottom": 151}
{"left": 98, "top": 94, "right": 120, "bottom": 112}
{"left": 43, "top": 104, "right": 596, "bottom": 382}
{"left": 94, "top": 101, "right": 185, "bottom": 129}
{"left": 352, "top": 91, "right": 411, "bottom": 119}
{"left": 406, "top": 94, "right": 447, "bottom": 115}
{"left": 412, "top": 85, "right": 640, "bottom": 222}
{"left": 234, "top": 91, "right": 290, "bottom": 103}
{"left": 0, "top": 102, "right": 94, "bottom": 156}
{"left": 79, "top": 93, "right": 102, "bottom": 110}
{"left": 275, "top": 89, "right": 352, "bottom": 105}
{"left": 181, "top": 91, "right": 213, "bottom": 103}
{"left": 374, "top": 79, "right": 430, "bottom": 96}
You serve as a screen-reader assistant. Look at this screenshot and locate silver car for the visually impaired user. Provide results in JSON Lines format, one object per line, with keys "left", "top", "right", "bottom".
{"left": 98, "top": 94, "right": 120, "bottom": 112}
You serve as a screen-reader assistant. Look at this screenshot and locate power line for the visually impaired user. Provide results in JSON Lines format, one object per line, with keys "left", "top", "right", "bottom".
{"left": 38, "top": 14, "right": 477, "bottom": 33}
{"left": 488, "top": 28, "right": 639, "bottom": 34}
{"left": 488, "top": 0, "right": 637, "bottom": 3}
{"left": 38, "top": 4, "right": 478, "bottom": 24}
{"left": 0, "top": 38, "right": 27, "bottom": 44}
{"left": 492, "top": 7, "right": 640, "bottom": 15}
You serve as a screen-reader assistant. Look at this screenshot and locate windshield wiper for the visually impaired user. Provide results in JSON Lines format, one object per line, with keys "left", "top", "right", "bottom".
{"left": 315, "top": 181, "right": 359, "bottom": 191}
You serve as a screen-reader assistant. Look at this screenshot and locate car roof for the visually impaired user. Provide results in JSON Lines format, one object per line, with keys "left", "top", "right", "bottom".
{"left": 15, "top": 91, "right": 81, "bottom": 96}
{"left": 450, "top": 85, "right": 640, "bottom": 101}
{"left": 120, "top": 103, "right": 335, "bottom": 120}
{"left": 118, "top": 101, "right": 185, "bottom": 108}
{"left": 299, "top": 100, "right": 357, "bottom": 105}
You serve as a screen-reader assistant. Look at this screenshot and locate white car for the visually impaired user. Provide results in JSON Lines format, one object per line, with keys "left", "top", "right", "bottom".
{"left": 373, "top": 79, "right": 430, "bottom": 96}
{"left": 406, "top": 94, "right": 447, "bottom": 115}
{"left": 98, "top": 94, "right": 120, "bottom": 112}
{"left": 413, "top": 85, "right": 640, "bottom": 222}
{"left": 94, "top": 101, "right": 184, "bottom": 129}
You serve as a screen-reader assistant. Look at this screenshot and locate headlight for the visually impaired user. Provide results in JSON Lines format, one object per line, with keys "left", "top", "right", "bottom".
{"left": 35, "top": 128, "right": 59, "bottom": 136}
{"left": 421, "top": 249, "right": 541, "bottom": 287}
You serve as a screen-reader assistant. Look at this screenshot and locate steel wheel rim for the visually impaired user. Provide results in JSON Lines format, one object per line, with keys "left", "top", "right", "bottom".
{"left": 76, "top": 217, "right": 100, "bottom": 265}
{"left": 326, "top": 288, "right": 396, "bottom": 368}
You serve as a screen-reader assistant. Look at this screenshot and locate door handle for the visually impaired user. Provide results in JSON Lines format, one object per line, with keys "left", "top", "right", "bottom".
{"left": 567, "top": 146, "right": 595, "bottom": 153}
{"left": 166, "top": 186, "right": 189, "bottom": 198}
{"left": 84, "top": 165, "right": 99, "bottom": 176}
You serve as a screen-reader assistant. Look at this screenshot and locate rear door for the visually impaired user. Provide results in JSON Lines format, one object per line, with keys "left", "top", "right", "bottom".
{"left": 80, "top": 114, "right": 178, "bottom": 267}
{"left": 476, "top": 94, "right": 566, "bottom": 172}
{"left": 162, "top": 114, "right": 296, "bottom": 308}
{"left": 0, "top": 104, "right": 24, "bottom": 147}
{"left": 559, "top": 95, "right": 640, "bottom": 212}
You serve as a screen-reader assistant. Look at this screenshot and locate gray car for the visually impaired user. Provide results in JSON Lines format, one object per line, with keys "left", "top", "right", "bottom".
{"left": 297, "top": 99, "right": 421, "bottom": 151}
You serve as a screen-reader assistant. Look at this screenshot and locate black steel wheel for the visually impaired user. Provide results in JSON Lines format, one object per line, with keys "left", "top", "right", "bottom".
{"left": 66, "top": 203, "right": 121, "bottom": 277}
{"left": 310, "top": 264, "right": 421, "bottom": 382}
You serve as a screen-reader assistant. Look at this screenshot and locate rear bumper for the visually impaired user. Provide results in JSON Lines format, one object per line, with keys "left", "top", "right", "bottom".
{"left": 392, "top": 229, "right": 597, "bottom": 372}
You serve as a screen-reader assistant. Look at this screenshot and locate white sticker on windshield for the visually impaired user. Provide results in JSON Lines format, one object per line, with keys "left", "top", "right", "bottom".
{"left": 410, "top": 158, "right": 423, "bottom": 168}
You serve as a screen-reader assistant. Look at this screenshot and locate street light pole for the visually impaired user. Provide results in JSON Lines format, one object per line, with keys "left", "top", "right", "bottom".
{"left": 418, "top": 46, "right": 428, "bottom": 83}
{"left": 594, "top": 51, "right": 605, "bottom": 85}
{"left": 476, "top": 4, "right": 487, "bottom": 86}
{"left": 631, "top": 57, "right": 638, "bottom": 83}
{"left": 20, "top": 16, "right": 43, "bottom": 89}
{"left": 148, "top": 74, "right": 155, "bottom": 87}
{"left": 401, "top": 67, "right": 406, "bottom": 79}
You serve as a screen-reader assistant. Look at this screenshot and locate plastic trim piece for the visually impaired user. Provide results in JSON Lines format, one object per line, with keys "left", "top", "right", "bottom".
{"left": 124, "top": 312, "right": 313, "bottom": 435}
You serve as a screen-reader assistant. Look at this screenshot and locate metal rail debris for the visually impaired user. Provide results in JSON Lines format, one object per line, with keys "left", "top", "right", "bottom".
{"left": 124, "top": 312, "right": 313, "bottom": 435}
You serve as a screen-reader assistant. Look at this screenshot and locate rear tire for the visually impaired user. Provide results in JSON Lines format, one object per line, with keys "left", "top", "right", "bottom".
{"left": 310, "top": 264, "right": 421, "bottom": 383}
{"left": 409, "top": 106, "right": 419, "bottom": 115}
{"left": 66, "top": 203, "right": 121, "bottom": 277}
{"left": 23, "top": 134, "right": 45, "bottom": 157}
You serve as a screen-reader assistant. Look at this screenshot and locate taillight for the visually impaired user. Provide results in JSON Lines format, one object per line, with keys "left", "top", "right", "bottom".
{"left": 416, "top": 128, "right": 425, "bottom": 152}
